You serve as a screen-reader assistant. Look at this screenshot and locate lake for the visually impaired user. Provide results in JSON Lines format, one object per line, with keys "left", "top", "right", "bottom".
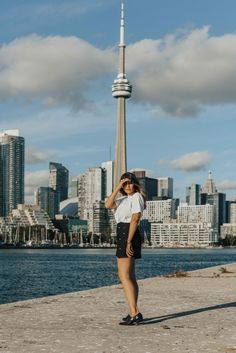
{"left": 1, "top": 248, "right": 236, "bottom": 305}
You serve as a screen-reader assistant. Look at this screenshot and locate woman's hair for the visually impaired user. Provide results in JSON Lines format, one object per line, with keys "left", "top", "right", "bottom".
{"left": 119, "top": 172, "right": 146, "bottom": 206}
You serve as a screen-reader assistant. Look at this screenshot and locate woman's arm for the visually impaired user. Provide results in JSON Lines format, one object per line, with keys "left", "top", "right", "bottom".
{"left": 126, "top": 212, "right": 141, "bottom": 257}
{"left": 104, "top": 178, "right": 130, "bottom": 209}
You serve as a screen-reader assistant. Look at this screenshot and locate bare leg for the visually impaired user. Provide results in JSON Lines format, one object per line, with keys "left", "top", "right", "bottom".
{"left": 117, "top": 257, "right": 139, "bottom": 316}
{"left": 130, "top": 259, "right": 139, "bottom": 304}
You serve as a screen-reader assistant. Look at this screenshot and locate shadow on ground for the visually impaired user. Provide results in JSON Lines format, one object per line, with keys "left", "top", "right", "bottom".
{"left": 140, "top": 301, "right": 236, "bottom": 325}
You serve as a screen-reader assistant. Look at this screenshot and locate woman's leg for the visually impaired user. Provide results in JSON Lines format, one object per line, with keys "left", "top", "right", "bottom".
{"left": 117, "top": 257, "right": 139, "bottom": 316}
{"left": 130, "top": 258, "right": 139, "bottom": 304}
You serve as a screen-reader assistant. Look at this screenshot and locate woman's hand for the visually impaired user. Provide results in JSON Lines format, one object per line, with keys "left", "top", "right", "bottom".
{"left": 126, "top": 241, "right": 134, "bottom": 257}
{"left": 105, "top": 178, "right": 130, "bottom": 209}
{"left": 117, "top": 178, "right": 130, "bottom": 191}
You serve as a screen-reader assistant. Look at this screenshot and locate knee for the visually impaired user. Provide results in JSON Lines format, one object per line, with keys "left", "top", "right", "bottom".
{"left": 118, "top": 271, "right": 131, "bottom": 283}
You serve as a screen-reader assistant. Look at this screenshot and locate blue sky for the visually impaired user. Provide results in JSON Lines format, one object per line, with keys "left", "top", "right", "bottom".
{"left": 1, "top": 0, "right": 236, "bottom": 202}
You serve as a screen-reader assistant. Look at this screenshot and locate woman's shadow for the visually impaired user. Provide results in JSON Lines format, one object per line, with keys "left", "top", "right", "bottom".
{"left": 140, "top": 301, "right": 236, "bottom": 325}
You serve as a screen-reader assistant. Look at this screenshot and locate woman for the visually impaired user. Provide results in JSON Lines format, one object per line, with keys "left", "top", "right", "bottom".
{"left": 105, "top": 172, "right": 146, "bottom": 325}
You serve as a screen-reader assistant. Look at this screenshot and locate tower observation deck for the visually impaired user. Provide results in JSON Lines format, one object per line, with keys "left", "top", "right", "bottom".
{"left": 112, "top": 0, "right": 132, "bottom": 188}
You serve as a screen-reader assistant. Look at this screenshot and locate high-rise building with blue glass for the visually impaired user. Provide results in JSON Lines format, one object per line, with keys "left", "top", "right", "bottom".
{"left": 49, "top": 162, "right": 69, "bottom": 202}
{"left": 0, "top": 130, "right": 24, "bottom": 217}
{"left": 36, "top": 186, "right": 60, "bottom": 219}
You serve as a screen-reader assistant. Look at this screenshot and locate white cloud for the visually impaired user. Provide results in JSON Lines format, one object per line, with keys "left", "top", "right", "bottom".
{"left": 171, "top": 151, "right": 212, "bottom": 172}
{"left": 0, "top": 34, "right": 115, "bottom": 109}
{"left": 2, "top": 27, "right": 236, "bottom": 117}
{"left": 2, "top": 108, "right": 111, "bottom": 144}
{"left": 217, "top": 180, "right": 236, "bottom": 191}
{"left": 26, "top": 147, "right": 56, "bottom": 165}
{"left": 127, "top": 27, "right": 236, "bottom": 116}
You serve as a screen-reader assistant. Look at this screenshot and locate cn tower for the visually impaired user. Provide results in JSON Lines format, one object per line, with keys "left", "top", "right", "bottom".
{"left": 112, "top": 0, "right": 132, "bottom": 188}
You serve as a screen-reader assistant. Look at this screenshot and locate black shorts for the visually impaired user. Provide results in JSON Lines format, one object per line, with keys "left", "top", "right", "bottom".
{"left": 116, "top": 222, "right": 142, "bottom": 259}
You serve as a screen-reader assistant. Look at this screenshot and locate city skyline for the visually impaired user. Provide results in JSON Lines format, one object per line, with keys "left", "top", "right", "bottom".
{"left": 1, "top": 1, "right": 236, "bottom": 202}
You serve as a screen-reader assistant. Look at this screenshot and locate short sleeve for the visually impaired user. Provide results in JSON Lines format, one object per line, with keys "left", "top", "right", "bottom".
{"left": 131, "top": 193, "right": 144, "bottom": 214}
{"left": 115, "top": 195, "right": 127, "bottom": 207}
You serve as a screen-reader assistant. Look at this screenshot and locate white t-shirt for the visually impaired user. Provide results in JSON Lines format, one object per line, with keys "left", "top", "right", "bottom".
{"left": 114, "top": 192, "right": 145, "bottom": 223}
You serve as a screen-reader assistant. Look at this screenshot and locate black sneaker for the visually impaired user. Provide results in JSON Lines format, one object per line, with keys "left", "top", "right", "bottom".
{"left": 119, "top": 312, "right": 143, "bottom": 325}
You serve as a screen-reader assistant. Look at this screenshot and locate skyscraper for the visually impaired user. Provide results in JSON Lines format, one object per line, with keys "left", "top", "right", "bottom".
{"left": 101, "top": 160, "right": 114, "bottom": 197}
{"left": 157, "top": 177, "right": 173, "bottom": 199}
{"left": 132, "top": 170, "right": 158, "bottom": 200}
{"left": 142, "top": 199, "right": 176, "bottom": 223}
{"left": 177, "top": 203, "right": 214, "bottom": 224}
{"left": 201, "top": 171, "right": 217, "bottom": 194}
{"left": 70, "top": 177, "right": 79, "bottom": 198}
{"left": 202, "top": 193, "right": 226, "bottom": 235}
{"left": 0, "top": 130, "right": 24, "bottom": 217}
{"left": 112, "top": 0, "right": 132, "bottom": 188}
{"left": 36, "top": 187, "right": 59, "bottom": 219}
{"left": 186, "top": 184, "right": 201, "bottom": 205}
{"left": 77, "top": 167, "right": 106, "bottom": 221}
{"left": 201, "top": 172, "right": 226, "bottom": 235}
{"left": 49, "top": 162, "right": 69, "bottom": 202}
{"left": 230, "top": 202, "right": 236, "bottom": 223}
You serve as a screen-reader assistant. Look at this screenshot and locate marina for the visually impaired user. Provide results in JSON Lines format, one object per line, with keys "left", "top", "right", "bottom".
{"left": 0, "top": 226, "right": 116, "bottom": 249}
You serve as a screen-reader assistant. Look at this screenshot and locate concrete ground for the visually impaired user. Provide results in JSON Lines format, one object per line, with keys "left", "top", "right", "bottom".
{"left": 0, "top": 263, "right": 236, "bottom": 353}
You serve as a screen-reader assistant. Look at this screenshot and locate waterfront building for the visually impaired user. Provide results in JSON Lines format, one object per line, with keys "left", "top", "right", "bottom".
{"left": 201, "top": 192, "right": 226, "bottom": 236}
{"left": 139, "top": 219, "right": 151, "bottom": 242}
{"left": 49, "top": 162, "right": 69, "bottom": 202}
{"left": 60, "top": 197, "right": 78, "bottom": 217}
{"left": 92, "top": 200, "right": 109, "bottom": 236}
{"left": 53, "top": 215, "right": 88, "bottom": 240}
{"left": 201, "top": 171, "right": 226, "bottom": 238}
{"left": 186, "top": 184, "right": 201, "bottom": 205}
{"left": 225, "top": 200, "right": 232, "bottom": 223}
{"left": 70, "top": 178, "right": 79, "bottom": 198}
{"left": 133, "top": 170, "right": 158, "bottom": 200}
{"left": 36, "top": 187, "right": 60, "bottom": 219}
{"left": 157, "top": 177, "right": 173, "bottom": 199}
{"left": 77, "top": 167, "right": 106, "bottom": 223}
{"left": 107, "top": 208, "right": 117, "bottom": 240}
{"left": 0, "top": 205, "right": 55, "bottom": 245}
{"left": 73, "top": 165, "right": 114, "bottom": 238}
{"left": 177, "top": 203, "right": 215, "bottom": 225}
{"left": 0, "top": 217, "right": 14, "bottom": 240}
{"left": 101, "top": 161, "right": 114, "bottom": 197}
{"left": 77, "top": 173, "right": 86, "bottom": 217}
{"left": 151, "top": 222, "right": 217, "bottom": 247}
{"left": 11, "top": 204, "right": 54, "bottom": 229}
{"left": 220, "top": 223, "right": 236, "bottom": 239}
{"left": 230, "top": 202, "right": 236, "bottom": 223}
{"left": 142, "top": 199, "right": 176, "bottom": 223}
{"left": 112, "top": 1, "right": 132, "bottom": 187}
{"left": 0, "top": 130, "right": 24, "bottom": 217}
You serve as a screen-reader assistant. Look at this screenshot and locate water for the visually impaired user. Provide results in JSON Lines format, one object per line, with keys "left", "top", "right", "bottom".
{"left": 0, "top": 248, "right": 236, "bottom": 305}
